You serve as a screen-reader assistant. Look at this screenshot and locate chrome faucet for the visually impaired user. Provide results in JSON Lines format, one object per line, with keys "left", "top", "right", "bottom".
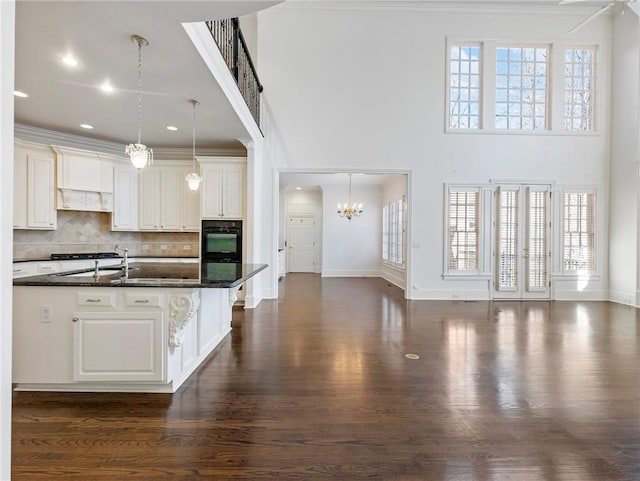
{"left": 93, "top": 260, "right": 100, "bottom": 280}
{"left": 120, "top": 248, "right": 129, "bottom": 277}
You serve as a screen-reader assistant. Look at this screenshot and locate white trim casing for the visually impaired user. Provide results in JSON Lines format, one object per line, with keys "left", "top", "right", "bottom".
{"left": 0, "top": 1, "right": 14, "bottom": 478}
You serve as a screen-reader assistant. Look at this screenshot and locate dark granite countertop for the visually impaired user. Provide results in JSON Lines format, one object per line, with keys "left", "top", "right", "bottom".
{"left": 13, "top": 262, "right": 268, "bottom": 289}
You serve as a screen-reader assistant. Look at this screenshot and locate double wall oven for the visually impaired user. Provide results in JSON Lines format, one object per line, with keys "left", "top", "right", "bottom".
{"left": 201, "top": 219, "right": 242, "bottom": 260}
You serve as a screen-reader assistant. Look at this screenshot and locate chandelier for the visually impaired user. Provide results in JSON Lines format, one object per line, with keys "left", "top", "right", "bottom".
{"left": 337, "top": 173, "right": 364, "bottom": 221}
{"left": 125, "top": 35, "right": 153, "bottom": 169}
{"left": 185, "top": 99, "right": 202, "bottom": 191}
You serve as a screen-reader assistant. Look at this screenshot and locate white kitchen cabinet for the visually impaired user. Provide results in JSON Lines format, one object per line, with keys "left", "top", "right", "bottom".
{"left": 199, "top": 158, "right": 245, "bottom": 219}
{"left": 14, "top": 140, "right": 57, "bottom": 230}
{"left": 111, "top": 163, "right": 139, "bottom": 231}
{"left": 138, "top": 165, "right": 199, "bottom": 232}
{"left": 72, "top": 310, "right": 165, "bottom": 382}
{"left": 159, "top": 168, "right": 182, "bottom": 230}
{"left": 181, "top": 174, "right": 201, "bottom": 230}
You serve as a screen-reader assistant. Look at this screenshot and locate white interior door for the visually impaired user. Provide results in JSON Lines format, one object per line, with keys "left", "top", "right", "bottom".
{"left": 494, "top": 185, "right": 550, "bottom": 299}
{"left": 287, "top": 215, "right": 316, "bottom": 273}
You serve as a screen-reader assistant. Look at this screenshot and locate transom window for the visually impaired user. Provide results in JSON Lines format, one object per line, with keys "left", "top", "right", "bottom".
{"left": 564, "top": 47, "right": 595, "bottom": 131}
{"left": 449, "top": 45, "right": 481, "bottom": 129}
{"left": 446, "top": 40, "right": 597, "bottom": 133}
{"left": 495, "top": 46, "right": 548, "bottom": 130}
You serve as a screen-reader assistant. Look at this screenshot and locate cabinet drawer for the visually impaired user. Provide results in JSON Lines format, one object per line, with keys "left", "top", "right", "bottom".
{"left": 77, "top": 292, "right": 116, "bottom": 308}
{"left": 12, "top": 264, "right": 36, "bottom": 278}
{"left": 37, "top": 262, "right": 60, "bottom": 274}
{"left": 125, "top": 293, "right": 162, "bottom": 308}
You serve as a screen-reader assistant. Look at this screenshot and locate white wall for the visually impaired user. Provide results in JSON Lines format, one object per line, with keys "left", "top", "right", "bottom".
{"left": 322, "top": 183, "right": 381, "bottom": 277}
{"left": 609, "top": 10, "right": 640, "bottom": 306}
{"left": 0, "top": 1, "right": 14, "bottom": 478}
{"left": 258, "top": 3, "right": 611, "bottom": 300}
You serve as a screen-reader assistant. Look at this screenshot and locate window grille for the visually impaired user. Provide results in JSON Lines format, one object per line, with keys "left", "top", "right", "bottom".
{"left": 495, "top": 47, "right": 548, "bottom": 130}
{"left": 563, "top": 191, "right": 595, "bottom": 272}
{"left": 564, "top": 47, "right": 595, "bottom": 131}
{"left": 497, "top": 188, "right": 519, "bottom": 289}
{"left": 527, "top": 189, "right": 548, "bottom": 289}
{"left": 449, "top": 44, "right": 481, "bottom": 129}
{"left": 382, "top": 198, "right": 404, "bottom": 266}
{"left": 448, "top": 190, "right": 479, "bottom": 271}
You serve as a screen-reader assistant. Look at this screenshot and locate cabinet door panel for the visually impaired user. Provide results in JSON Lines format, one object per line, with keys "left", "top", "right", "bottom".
{"left": 159, "top": 168, "right": 182, "bottom": 230}
{"left": 27, "top": 155, "right": 56, "bottom": 229}
{"left": 222, "top": 166, "right": 244, "bottom": 219}
{"left": 73, "top": 311, "right": 165, "bottom": 382}
{"left": 202, "top": 168, "right": 223, "bottom": 218}
{"left": 181, "top": 172, "right": 200, "bottom": 231}
{"left": 138, "top": 170, "right": 159, "bottom": 230}
{"left": 112, "top": 165, "right": 138, "bottom": 231}
{"left": 14, "top": 147, "right": 28, "bottom": 228}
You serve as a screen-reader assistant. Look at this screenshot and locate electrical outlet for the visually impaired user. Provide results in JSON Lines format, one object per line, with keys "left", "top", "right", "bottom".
{"left": 160, "top": 244, "right": 168, "bottom": 251}
{"left": 141, "top": 244, "right": 150, "bottom": 251}
{"left": 183, "top": 245, "right": 191, "bottom": 251}
{"left": 41, "top": 305, "right": 52, "bottom": 323}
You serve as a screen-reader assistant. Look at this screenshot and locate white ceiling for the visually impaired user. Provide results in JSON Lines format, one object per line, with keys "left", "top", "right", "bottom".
{"left": 14, "top": 0, "right": 615, "bottom": 153}
{"left": 14, "top": 1, "right": 279, "bottom": 151}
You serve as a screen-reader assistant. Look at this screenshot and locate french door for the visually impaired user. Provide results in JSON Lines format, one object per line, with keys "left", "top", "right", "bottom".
{"left": 494, "top": 185, "right": 551, "bottom": 299}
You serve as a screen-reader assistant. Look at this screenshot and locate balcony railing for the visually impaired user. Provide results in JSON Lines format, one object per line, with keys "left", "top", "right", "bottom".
{"left": 206, "top": 18, "right": 263, "bottom": 129}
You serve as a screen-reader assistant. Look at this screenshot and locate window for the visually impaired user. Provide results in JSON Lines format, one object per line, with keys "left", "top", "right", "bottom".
{"left": 564, "top": 47, "right": 595, "bottom": 131}
{"left": 495, "top": 46, "right": 548, "bottom": 130}
{"left": 563, "top": 190, "right": 595, "bottom": 272}
{"left": 448, "top": 44, "right": 481, "bottom": 129}
{"left": 447, "top": 188, "right": 479, "bottom": 272}
{"left": 382, "top": 198, "right": 404, "bottom": 266}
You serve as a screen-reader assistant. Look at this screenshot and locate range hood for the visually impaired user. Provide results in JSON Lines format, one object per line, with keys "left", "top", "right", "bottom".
{"left": 52, "top": 145, "right": 115, "bottom": 212}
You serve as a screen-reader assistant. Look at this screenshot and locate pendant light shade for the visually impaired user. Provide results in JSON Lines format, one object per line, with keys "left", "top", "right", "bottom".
{"left": 125, "top": 35, "right": 153, "bottom": 169}
{"left": 186, "top": 99, "right": 202, "bottom": 191}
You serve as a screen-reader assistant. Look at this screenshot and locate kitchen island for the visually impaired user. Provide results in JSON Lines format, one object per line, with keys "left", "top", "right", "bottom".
{"left": 13, "top": 261, "right": 267, "bottom": 393}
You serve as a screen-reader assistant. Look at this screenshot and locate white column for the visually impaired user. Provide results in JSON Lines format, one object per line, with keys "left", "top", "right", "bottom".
{"left": 0, "top": 1, "right": 15, "bottom": 478}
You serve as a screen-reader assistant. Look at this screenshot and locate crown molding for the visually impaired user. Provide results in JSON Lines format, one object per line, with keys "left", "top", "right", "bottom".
{"left": 14, "top": 124, "right": 246, "bottom": 160}
{"left": 271, "top": 0, "right": 606, "bottom": 17}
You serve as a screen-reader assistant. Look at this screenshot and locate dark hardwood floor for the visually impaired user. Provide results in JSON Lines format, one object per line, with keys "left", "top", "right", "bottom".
{"left": 12, "top": 274, "right": 640, "bottom": 480}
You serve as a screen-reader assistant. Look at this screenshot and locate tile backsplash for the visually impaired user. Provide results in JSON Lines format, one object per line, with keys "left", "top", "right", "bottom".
{"left": 14, "top": 211, "right": 199, "bottom": 260}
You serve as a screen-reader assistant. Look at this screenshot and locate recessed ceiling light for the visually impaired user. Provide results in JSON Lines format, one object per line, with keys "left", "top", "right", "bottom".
{"left": 80, "top": 124, "right": 94, "bottom": 130}
{"left": 295, "top": 187, "right": 302, "bottom": 190}
{"left": 100, "top": 81, "right": 114, "bottom": 93}
{"left": 62, "top": 54, "right": 78, "bottom": 68}
{"left": 13, "top": 90, "right": 28, "bottom": 98}
{"left": 166, "top": 126, "right": 178, "bottom": 131}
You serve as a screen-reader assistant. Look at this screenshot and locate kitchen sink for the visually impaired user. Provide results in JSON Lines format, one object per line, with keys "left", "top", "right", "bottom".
{"left": 57, "top": 266, "right": 125, "bottom": 278}
{"left": 111, "top": 278, "right": 199, "bottom": 285}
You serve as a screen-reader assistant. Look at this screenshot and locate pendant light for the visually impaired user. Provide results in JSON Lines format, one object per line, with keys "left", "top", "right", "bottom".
{"left": 186, "top": 99, "right": 202, "bottom": 191}
{"left": 125, "top": 34, "right": 153, "bottom": 169}
{"left": 337, "top": 173, "right": 364, "bottom": 221}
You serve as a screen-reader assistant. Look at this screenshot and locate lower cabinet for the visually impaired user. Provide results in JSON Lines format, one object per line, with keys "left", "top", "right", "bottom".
{"left": 72, "top": 311, "right": 165, "bottom": 382}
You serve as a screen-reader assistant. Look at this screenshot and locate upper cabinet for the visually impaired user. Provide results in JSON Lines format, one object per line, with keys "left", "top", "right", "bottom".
{"left": 111, "top": 162, "right": 139, "bottom": 231}
{"left": 199, "top": 157, "right": 245, "bottom": 219}
{"left": 138, "top": 163, "right": 200, "bottom": 232}
{"left": 52, "top": 145, "right": 114, "bottom": 212}
{"left": 14, "top": 140, "right": 57, "bottom": 230}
